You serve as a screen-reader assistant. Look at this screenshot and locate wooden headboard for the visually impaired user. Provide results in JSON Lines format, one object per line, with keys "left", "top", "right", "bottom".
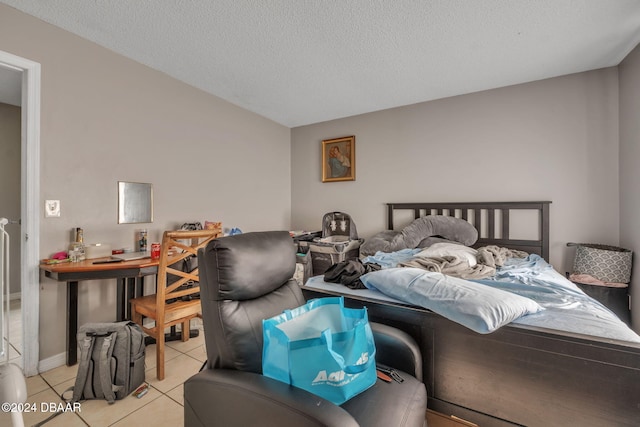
{"left": 386, "top": 201, "right": 551, "bottom": 261}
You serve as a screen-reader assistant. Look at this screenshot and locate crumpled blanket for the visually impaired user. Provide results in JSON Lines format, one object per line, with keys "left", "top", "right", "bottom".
{"left": 399, "top": 255, "right": 496, "bottom": 279}
{"left": 399, "top": 245, "right": 529, "bottom": 280}
{"left": 476, "top": 245, "right": 529, "bottom": 268}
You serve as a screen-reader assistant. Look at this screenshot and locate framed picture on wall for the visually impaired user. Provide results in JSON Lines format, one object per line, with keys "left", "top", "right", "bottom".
{"left": 322, "top": 135, "right": 355, "bottom": 182}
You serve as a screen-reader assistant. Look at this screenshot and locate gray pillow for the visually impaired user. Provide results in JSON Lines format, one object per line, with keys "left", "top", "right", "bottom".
{"left": 361, "top": 215, "right": 478, "bottom": 256}
{"left": 400, "top": 215, "right": 477, "bottom": 248}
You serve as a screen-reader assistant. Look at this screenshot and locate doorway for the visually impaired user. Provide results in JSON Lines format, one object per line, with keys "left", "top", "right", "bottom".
{"left": 0, "top": 49, "right": 40, "bottom": 377}
{"left": 0, "top": 88, "right": 21, "bottom": 368}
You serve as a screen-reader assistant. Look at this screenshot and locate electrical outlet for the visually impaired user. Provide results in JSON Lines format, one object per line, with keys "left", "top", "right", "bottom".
{"left": 45, "top": 200, "right": 60, "bottom": 217}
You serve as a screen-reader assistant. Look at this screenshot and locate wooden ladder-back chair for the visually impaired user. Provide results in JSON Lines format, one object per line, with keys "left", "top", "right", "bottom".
{"left": 130, "top": 229, "right": 221, "bottom": 380}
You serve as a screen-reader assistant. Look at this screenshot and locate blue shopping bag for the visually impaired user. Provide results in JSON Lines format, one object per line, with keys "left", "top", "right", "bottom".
{"left": 262, "top": 297, "right": 377, "bottom": 405}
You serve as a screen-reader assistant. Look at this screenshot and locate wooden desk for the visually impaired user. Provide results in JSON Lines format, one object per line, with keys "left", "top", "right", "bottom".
{"left": 40, "top": 257, "right": 159, "bottom": 366}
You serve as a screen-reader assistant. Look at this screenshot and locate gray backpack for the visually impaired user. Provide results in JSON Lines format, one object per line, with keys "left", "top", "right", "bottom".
{"left": 69, "top": 321, "right": 146, "bottom": 404}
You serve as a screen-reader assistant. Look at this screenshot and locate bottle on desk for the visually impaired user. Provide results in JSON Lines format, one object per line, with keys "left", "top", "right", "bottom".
{"left": 69, "top": 227, "right": 86, "bottom": 262}
{"left": 138, "top": 229, "right": 148, "bottom": 252}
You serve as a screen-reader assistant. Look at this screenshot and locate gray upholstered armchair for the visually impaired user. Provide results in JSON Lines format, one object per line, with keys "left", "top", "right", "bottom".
{"left": 184, "top": 231, "right": 427, "bottom": 426}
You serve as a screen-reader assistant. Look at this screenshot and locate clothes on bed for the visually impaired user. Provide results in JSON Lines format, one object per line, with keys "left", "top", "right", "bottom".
{"left": 323, "top": 259, "right": 381, "bottom": 289}
{"left": 398, "top": 255, "right": 496, "bottom": 279}
{"left": 415, "top": 242, "right": 479, "bottom": 266}
{"left": 361, "top": 248, "right": 421, "bottom": 268}
{"left": 476, "top": 246, "right": 529, "bottom": 267}
{"left": 390, "top": 243, "right": 529, "bottom": 280}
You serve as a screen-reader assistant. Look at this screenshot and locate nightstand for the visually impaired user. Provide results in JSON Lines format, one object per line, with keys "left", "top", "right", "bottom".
{"left": 574, "top": 282, "right": 631, "bottom": 325}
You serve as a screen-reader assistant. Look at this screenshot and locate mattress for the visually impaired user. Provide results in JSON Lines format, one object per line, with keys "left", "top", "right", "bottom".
{"left": 305, "top": 254, "right": 640, "bottom": 343}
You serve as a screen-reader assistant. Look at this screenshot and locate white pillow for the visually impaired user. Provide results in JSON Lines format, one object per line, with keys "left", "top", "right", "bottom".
{"left": 415, "top": 242, "right": 478, "bottom": 267}
{"left": 360, "top": 268, "right": 543, "bottom": 334}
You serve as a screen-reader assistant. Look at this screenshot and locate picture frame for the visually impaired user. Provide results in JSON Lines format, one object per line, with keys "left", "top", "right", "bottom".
{"left": 322, "top": 135, "right": 355, "bottom": 182}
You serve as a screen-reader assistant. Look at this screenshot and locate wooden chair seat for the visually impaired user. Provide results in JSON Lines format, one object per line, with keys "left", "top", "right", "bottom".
{"left": 131, "top": 295, "right": 201, "bottom": 327}
{"left": 130, "top": 228, "right": 221, "bottom": 380}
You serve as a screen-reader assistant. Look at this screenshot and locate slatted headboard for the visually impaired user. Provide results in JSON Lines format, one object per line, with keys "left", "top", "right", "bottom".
{"left": 386, "top": 201, "right": 551, "bottom": 261}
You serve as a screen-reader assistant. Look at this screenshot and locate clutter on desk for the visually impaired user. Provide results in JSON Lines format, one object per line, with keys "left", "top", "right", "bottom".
{"left": 52, "top": 251, "right": 68, "bottom": 260}
{"left": 69, "top": 227, "right": 86, "bottom": 262}
{"left": 41, "top": 250, "right": 70, "bottom": 264}
{"left": 151, "top": 242, "right": 161, "bottom": 260}
{"left": 49, "top": 220, "right": 224, "bottom": 265}
{"left": 227, "top": 227, "right": 242, "bottom": 236}
{"left": 41, "top": 257, "right": 71, "bottom": 265}
{"left": 85, "top": 243, "right": 112, "bottom": 259}
{"left": 138, "top": 229, "right": 148, "bottom": 252}
{"left": 180, "top": 222, "right": 203, "bottom": 230}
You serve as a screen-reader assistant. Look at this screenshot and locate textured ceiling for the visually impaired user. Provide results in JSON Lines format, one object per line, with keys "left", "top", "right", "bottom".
{"left": 3, "top": 0, "right": 640, "bottom": 127}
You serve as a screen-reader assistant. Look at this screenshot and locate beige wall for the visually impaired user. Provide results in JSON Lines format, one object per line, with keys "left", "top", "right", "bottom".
{"left": 0, "top": 4, "right": 291, "bottom": 361}
{"left": 0, "top": 102, "right": 21, "bottom": 294}
{"left": 619, "top": 43, "right": 640, "bottom": 332}
{"left": 292, "top": 69, "right": 620, "bottom": 278}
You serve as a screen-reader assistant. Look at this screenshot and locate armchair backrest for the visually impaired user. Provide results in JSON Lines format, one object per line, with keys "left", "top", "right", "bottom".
{"left": 198, "top": 231, "right": 306, "bottom": 373}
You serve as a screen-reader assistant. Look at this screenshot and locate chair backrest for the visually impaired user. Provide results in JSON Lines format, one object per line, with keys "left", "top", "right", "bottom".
{"left": 198, "top": 231, "right": 306, "bottom": 373}
{"left": 156, "top": 229, "right": 222, "bottom": 309}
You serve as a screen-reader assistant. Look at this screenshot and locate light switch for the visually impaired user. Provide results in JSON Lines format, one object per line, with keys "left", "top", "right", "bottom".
{"left": 45, "top": 200, "right": 60, "bottom": 217}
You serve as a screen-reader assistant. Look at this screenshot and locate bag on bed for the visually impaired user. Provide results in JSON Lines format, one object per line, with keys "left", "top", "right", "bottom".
{"left": 262, "top": 297, "right": 377, "bottom": 405}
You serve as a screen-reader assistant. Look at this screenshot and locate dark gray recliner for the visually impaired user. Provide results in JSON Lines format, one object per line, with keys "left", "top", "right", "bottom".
{"left": 184, "top": 231, "right": 427, "bottom": 427}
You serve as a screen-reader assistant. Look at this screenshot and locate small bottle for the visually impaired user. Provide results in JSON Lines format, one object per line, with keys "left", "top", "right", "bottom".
{"left": 138, "top": 229, "right": 148, "bottom": 252}
{"left": 70, "top": 227, "right": 86, "bottom": 261}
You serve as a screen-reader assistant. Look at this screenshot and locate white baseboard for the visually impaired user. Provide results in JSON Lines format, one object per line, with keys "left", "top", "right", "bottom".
{"left": 10, "top": 292, "right": 21, "bottom": 301}
{"left": 38, "top": 352, "right": 67, "bottom": 374}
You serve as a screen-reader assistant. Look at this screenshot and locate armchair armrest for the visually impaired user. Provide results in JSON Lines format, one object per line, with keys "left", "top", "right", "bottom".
{"left": 184, "top": 369, "right": 359, "bottom": 427}
{"left": 370, "top": 322, "right": 423, "bottom": 381}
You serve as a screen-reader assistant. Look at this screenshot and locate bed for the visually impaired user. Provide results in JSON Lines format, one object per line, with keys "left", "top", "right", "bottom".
{"left": 301, "top": 201, "right": 640, "bottom": 427}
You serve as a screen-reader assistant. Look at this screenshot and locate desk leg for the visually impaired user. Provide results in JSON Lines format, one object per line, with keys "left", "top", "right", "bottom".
{"left": 116, "top": 278, "right": 125, "bottom": 321}
{"left": 126, "top": 277, "right": 136, "bottom": 320}
{"left": 136, "top": 276, "right": 144, "bottom": 298}
{"left": 66, "top": 281, "right": 78, "bottom": 366}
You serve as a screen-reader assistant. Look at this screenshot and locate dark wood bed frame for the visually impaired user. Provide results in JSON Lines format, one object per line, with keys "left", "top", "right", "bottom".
{"left": 302, "top": 201, "right": 640, "bottom": 427}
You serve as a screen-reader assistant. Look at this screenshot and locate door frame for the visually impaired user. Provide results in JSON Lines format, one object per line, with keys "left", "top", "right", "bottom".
{"left": 0, "top": 49, "right": 40, "bottom": 376}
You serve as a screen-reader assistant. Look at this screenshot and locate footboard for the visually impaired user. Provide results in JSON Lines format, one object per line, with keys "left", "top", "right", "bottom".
{"left": 302, "top": 286, "right": 640, "bottom": 427}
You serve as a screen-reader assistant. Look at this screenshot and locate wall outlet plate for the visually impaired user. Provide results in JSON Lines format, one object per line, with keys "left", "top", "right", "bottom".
{"left": 45, "top": 200, "right": 60, "bottom": 217}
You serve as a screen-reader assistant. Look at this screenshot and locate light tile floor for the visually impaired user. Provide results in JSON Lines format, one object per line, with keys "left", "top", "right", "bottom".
{"left": 5, "top": 298, "right": 23, "bottom": 368}
{"left": 1, "top": 321, "right": 206, "bottom": 427}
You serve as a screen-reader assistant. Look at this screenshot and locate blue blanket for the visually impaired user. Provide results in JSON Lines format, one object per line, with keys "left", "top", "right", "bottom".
{"left": 307, "top": 255, "right": 640, "bottom": 342}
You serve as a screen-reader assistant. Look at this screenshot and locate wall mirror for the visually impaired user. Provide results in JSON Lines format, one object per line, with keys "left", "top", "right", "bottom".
{"left": 118, "top": 181, "right": 153, "bottom": 224}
